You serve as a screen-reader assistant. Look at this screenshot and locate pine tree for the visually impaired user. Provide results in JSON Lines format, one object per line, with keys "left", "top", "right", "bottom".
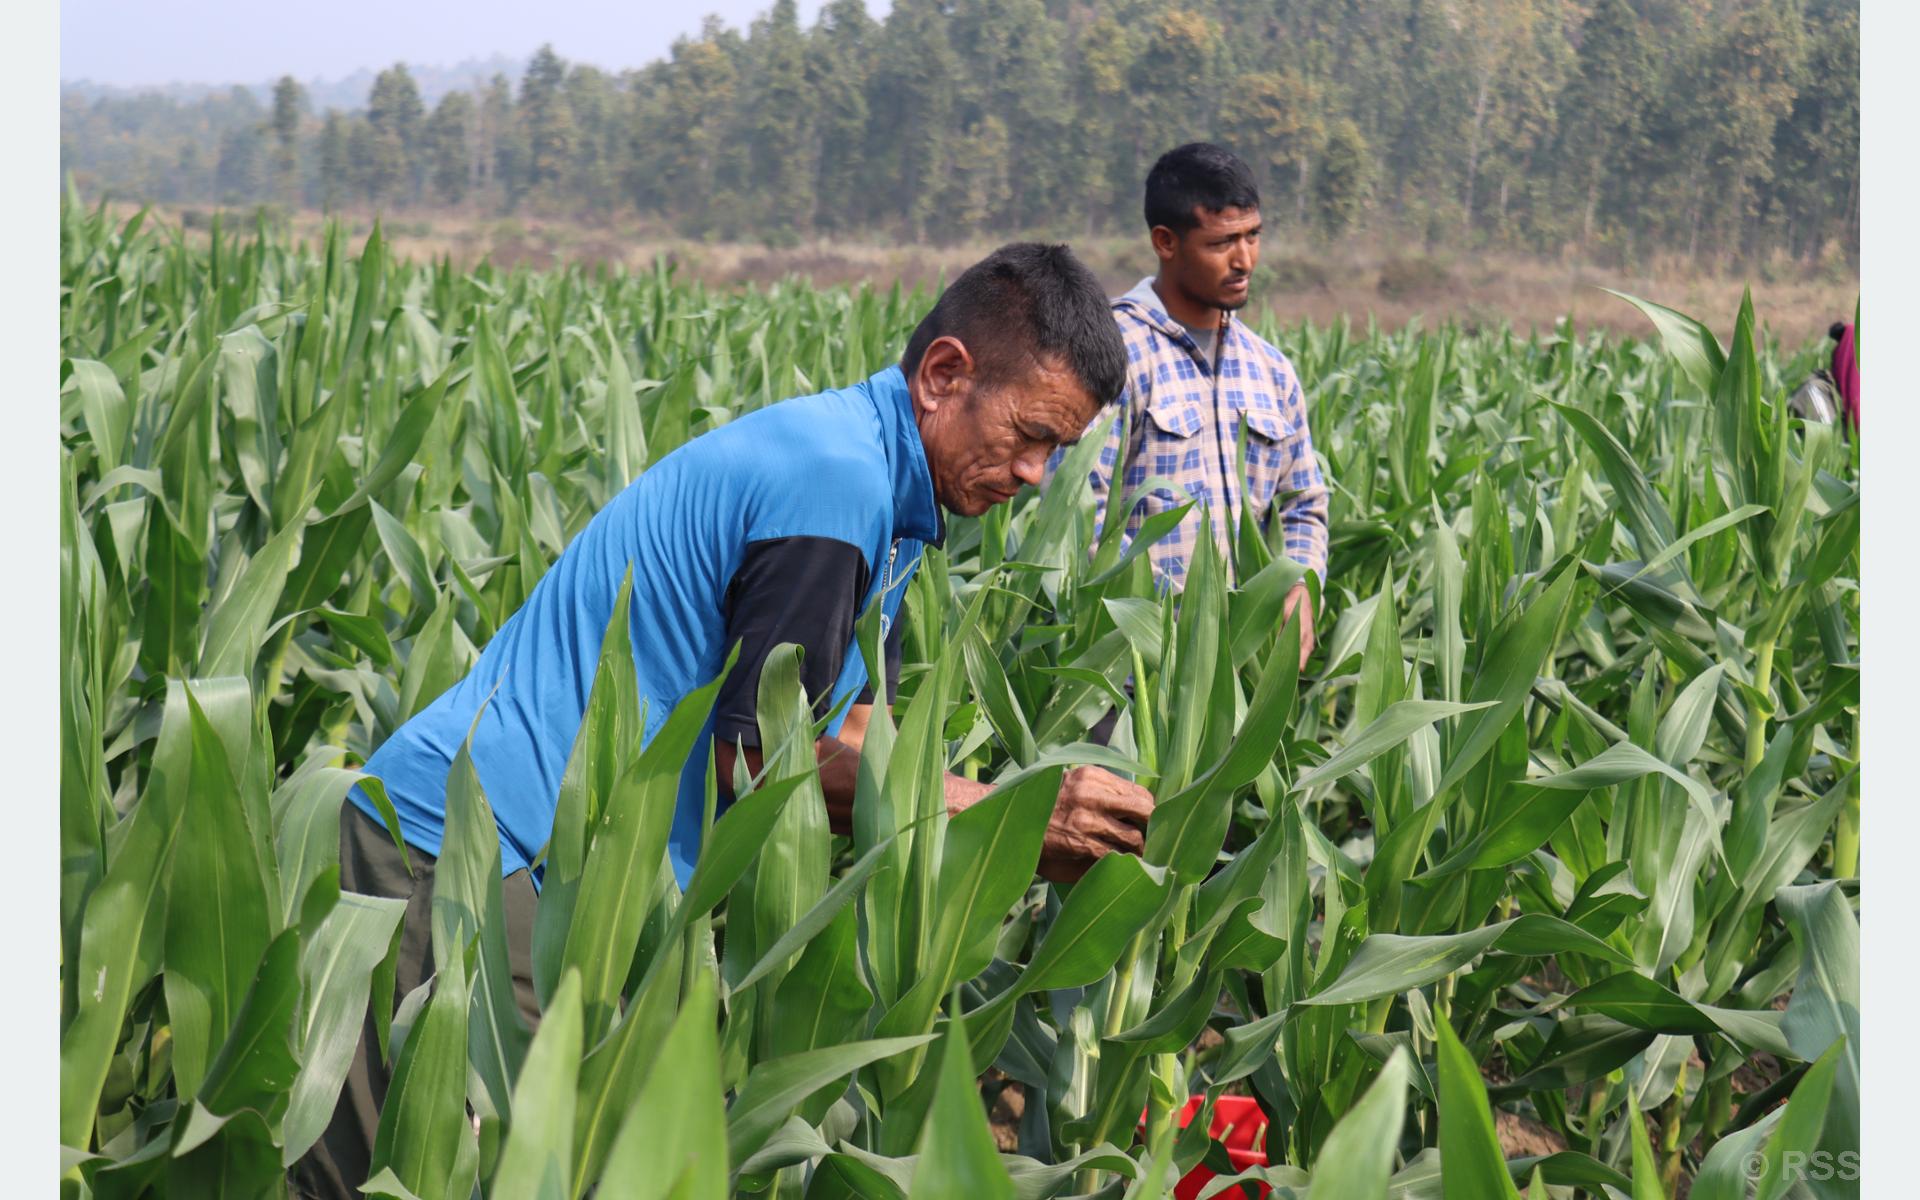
{"left": 214, "top": 124, "right": 265, "bottom": 205}
{"left": 1067, "top": 13, "right": 1137, "bottom": 235}
{"left": 1221, "top": 71, "right": 1326, "bottom": 230}
{"left": 1696, "top": 0, "right": 1808, "bottom": 266}
{"left": 807, "top": 0, "right": 875, "bottom": 235}
{"left": 1769, "top": 0, "right": 1857, "bottom": 264}
{"left": 1448, "top": 0, "right": 1567, "bottom": 236}
{"left": 1128, "top": 10, "right": 1225, "bottom": 189}
{"left": 869, "top": 0, "right": 957, "bottom": 241}
{"left": 645, "top": 22, "right": 745, "bottom": 234}
{"left": 1314, "top": 118, "right": 1373, "bottom": 239}
{"left": 269, "top": 76, "right": 305, "bottom": 208}
{"left": 562, "top": 66, "right": 623, "bottom": 215}
{"left": 950, "top": 0, "right": 1068, "bottom": 231}
{"left": 1478, "top": 2, "right": 1573, "bottom": 244}
{"left": 366, "top": 64, "right": 425, "bottom": 206}
{"left": 425, "top": 91, "right": 473, "bottom": 207}
{"left": 317, "top": 108, "right": 348, "bottom": 211}
{"left": 1555, "top": 0, "right": 1656, "bottom": 253}
{"left": 749, "top": 0, "right": 816, "bottom": 239}
{"left": 520, "top": 45, "right": 577, "bottom": 202}
{"left": 953, "top": 113, "right": 1012, "bottom": 236}
{"left": 479, "top": 74, "right": 518, "bottom": 209}
{"left": 346, "top": 117, "right": 378, "bottom": 205}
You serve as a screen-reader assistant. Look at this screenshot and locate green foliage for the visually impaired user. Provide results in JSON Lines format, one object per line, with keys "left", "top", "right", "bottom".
{"left": 60, "top": 0, "right": 1858, "bottom": 266}
{"left": 57, "top": 205, "right": 1858, "bottom": 1197}
{"left": 1313, "top": 119, "right": 1372, "bottom": 240}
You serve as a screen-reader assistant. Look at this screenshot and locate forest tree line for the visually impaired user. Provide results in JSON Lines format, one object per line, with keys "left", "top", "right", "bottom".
{"left": 59, "top": 0, "right": 1859, "bottom": 270}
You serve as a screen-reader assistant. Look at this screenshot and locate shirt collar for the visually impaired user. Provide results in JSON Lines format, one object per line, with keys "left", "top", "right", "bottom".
{"left": 1116, "top": 276, "right": 1234, "bottom": 346}
{"left": 867, "top": 365, "right": 945, "bottom": 546}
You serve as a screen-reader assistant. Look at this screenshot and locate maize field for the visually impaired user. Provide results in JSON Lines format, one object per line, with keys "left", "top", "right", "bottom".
{"left": 58, "top": 197, "right": 1859, "bottom": 1199}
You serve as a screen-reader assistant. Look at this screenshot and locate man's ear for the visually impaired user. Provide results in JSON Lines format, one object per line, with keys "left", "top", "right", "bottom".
{"left": 1150, "top": 225, "right": 1181, "bottom": 264}
{"left": 914, "top": 335, "right": 975, "bottom": 414}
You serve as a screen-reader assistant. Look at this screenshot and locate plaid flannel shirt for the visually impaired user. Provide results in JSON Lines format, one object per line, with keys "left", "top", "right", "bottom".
{"left": 1052, "top": 279, "right": 1330, "bottom": 588}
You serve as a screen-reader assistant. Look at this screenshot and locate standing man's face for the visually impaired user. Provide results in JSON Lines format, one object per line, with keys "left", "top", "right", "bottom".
{"left": 1153, "top": 205, "right": 1263, "bottom": 316}
{"left": 910, "top": 337, "right": 1098, "bottom": 517}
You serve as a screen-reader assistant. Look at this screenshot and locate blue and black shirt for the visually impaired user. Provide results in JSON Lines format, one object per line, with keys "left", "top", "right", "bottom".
{"left": 348, "top": 364, "right": 939, "bottom": 886}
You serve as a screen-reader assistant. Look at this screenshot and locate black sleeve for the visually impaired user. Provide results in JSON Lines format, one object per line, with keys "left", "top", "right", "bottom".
{"left": 854, "top": 610, "right": 906, "bottom": 707}
{"left": 711, "top": 537, "right": 872, "bottom": 748}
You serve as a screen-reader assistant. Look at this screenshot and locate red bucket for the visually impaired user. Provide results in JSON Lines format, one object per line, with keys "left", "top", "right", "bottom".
{"left": 1147, "top": 1095, "right": 1272, "bottom": 1200}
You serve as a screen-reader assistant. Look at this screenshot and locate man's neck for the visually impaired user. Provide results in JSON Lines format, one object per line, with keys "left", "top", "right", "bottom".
{"left": 1150, "top": 276, "right": 1224, "bottom": 336}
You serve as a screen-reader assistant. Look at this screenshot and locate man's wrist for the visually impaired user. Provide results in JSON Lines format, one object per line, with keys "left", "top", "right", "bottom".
{"left": 941, "top": 773, "right": 994, "bottom": 817}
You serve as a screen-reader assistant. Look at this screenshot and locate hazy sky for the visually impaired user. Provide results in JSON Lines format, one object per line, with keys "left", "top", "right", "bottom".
{"left": 60, "top": 0, "right": 859, "bottom": 87}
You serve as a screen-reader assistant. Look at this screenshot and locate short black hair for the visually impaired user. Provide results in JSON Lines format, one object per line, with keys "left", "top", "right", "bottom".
{"left": 1144, "top": 142, "right": 1261, "bottom": 234}
{"left": 900, "top": 242, "right": 1126, "bottom": 409}
{"left": 1829, "top": 321, "right": 1847, "bottom": 341}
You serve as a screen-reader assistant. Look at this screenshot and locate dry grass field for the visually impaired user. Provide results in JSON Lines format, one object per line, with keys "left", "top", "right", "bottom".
{"left": 147, "top": 202, "right": 1858, "bottom": 345}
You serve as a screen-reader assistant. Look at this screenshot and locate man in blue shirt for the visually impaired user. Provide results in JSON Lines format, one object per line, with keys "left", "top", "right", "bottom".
{"left": 299, "top": 243, "right": 1155, "bottom": 1199}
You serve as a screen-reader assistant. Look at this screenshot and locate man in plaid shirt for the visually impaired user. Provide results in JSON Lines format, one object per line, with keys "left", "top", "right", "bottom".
{"left": 1056, "top": 142, "right": 1329, "bottom": 666}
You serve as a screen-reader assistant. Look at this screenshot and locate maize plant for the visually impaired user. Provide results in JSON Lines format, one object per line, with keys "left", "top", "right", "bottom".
{"left": 58, "top": 194, "right": 1858, "bottom": 1200}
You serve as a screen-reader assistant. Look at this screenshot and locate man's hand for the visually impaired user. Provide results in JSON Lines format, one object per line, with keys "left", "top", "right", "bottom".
{"left": 1282, "top": 581, "right": 1317, "bottom": 671}
{"left": 751, "top": 704, "right": 1156, "bottom": 883}
{"left": 1038, "top": 766, "right": 1156, "bottom": 883}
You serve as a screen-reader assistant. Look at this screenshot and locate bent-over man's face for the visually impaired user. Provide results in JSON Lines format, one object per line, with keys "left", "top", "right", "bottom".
{"left": 912, "top": 338, "right": 1098, "bottom": 517}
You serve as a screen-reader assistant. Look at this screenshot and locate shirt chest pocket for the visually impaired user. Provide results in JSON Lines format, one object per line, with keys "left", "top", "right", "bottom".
{"left": 1133, "top": 397, "right": 1207, "bottom": 512}
{"left": 1238, "top": 400, "right": 1298, "bottom": 511}
{"left": 1145, "top": 396, "right": 1205, "bottom": 440}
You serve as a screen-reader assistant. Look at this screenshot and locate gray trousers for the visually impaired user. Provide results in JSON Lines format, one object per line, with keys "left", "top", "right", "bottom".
{"left": 291, "top": 804, "right": 542, "bottom": 1200}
